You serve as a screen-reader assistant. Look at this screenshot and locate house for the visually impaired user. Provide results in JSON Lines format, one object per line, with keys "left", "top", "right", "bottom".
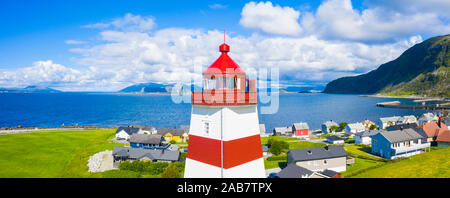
{"left": 371, "top": 129, "right": 430, "bottom": 159}
{"left": 129, "top": 125, "right": 157, "bottom": 134}
{"left": 387, "top": 123, "right": 419, "bottom": 132}
{"left": 260, "top": 124, "right": 269, "bottom": 137}
{"left": 362, "top": 119, "right": 376, "bottom": 130}
{"left": 273, "top": 126, "right": 293, "bottom": 136}
{"left": 400, "top": 115, "right": 418, "bottom": 125}
{"left": 326, "top": 136, "right": 345, "bottom": 144}
{"left": 417, "top": 121, "right": 448, "bottom": 144}
{"left": 129, "top": 134, "right": 166, "bottom": 149}
{"left": 112, "top": 147, "right": 180, "bottom": 163}
{"left": 286, "top": 146, "right": 349, "bottom": 172}
{"left": 115, "top": 127, "right": 141, "bottom": 140}
{"left": 322, "top": 120, "right": 338, "bottom": 134}
{"left": 378, "top": 115, "right": 417, "bottom": 130}
{"left": 292, "top": 122, "right": 309, "bottom": 137}
{"left": 443, "top": 117, "right": 450, "bottom": 126}
{"left": 436, "top": 129, "right": 450, "bottom": 147}
{"left": 157, "top": 128, "right": 188, "bottom": 142}
{"left": 272, "top": 164, "right": 341, "bottom": 178}
{"left": 354, "top": 130, "right": 382, "bottom": 145}
{"left": 345, "top": 122, "right": 366, "bottom": 134}
{"left": 418, "top": 113, "right": 438, "bottom": 125}
{"left": 378, "top": 116, "right": 401, "bottom": 129}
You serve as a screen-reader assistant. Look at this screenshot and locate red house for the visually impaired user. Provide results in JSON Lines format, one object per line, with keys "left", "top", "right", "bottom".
{"left": 292, "top": 122, "right": 309, "bottom": 137}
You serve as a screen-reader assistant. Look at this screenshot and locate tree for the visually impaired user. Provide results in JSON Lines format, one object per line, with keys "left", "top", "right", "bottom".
{"left": 329, "top": 126, "right": 339, "bottom": 133}
{"left": 369, "top": 124, "right": 378, "bottom": 130}
{"left": 338, "top": 122, "right": 348, "bottom": 131}
{"left": 268, "top": 140, "right": 289, "bottom": 156}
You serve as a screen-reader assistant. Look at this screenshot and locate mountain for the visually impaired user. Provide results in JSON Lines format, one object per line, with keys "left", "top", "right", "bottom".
{"left": 119, "top": 82, "right": 202, "bottom": 93}
{"left": 323, "top": 34, "right": 450, "bottom": 97}
{"left": 119, "top": 83, "right": 171, "bottom": 93}
{"left": 0, "top": 86, "right": 62, "bottom": 93}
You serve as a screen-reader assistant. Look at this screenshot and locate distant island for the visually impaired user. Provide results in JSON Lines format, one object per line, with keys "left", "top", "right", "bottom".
{"left": 323, "top": 34, "right": 450, "bottom": 97}
{"left": 0, "top": 86, "right": 61, "bottom": 93}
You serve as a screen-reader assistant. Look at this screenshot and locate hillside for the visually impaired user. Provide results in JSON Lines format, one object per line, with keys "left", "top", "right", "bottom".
{"left": 323, "top": 34, "right": 450, "bottom": 96}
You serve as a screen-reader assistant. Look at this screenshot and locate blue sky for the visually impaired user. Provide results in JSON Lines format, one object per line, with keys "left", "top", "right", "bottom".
{"left": 0, "top": 0, "right": 449, "bottom": 91}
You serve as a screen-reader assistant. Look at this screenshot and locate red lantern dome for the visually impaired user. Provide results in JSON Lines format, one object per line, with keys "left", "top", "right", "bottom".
{"left": 203, "top": 43, "right": 245, "bottom": 74}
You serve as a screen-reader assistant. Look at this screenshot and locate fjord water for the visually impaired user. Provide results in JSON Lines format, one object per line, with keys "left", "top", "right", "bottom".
{"left": 0, "top": 93, "right": 430, "bottom": 131}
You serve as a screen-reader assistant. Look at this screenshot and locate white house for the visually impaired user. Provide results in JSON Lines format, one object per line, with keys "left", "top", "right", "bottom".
{"left": 418, "top": 113, "right": 438, "bottom": 126}
{"left": 115, "top": 127, "right": 141, "bottom": 140}
{"left": 322, "top": 120, "right": 339, "bottom": 134}
{"left": 326, "top": 136, "right": 345, "bottom": 144}
{"left": 354, "top": 130, "right": 382, "bottom": 145}
{"left": 345, "top": 123, "right": 366, "bottom": 134}
{"left": 378, "top": 115, "right": 417, "bottom": 129}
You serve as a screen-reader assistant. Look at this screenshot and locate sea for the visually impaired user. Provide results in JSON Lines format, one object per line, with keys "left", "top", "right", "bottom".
{"left": 0, "top": 92, "right": 434, "bottom": 132}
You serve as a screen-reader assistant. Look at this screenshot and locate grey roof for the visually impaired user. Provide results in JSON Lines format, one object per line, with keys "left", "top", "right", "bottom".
{"left": 116, "top": 127, "right": 140, "bottom": 135}
{"left": 157, "top": 128, "right": 186, "bottom": 136}
{"left": 287, "top": 146, "right": 348, "bottom": 163}
{"left": 129, "top": 134, "right": 163, "bottom": 144}
{"left": 319, "top": 169, "right": 340, "bottom": 177}
{"left": 179, "top": 125, "right": 190, "bottom": 133}
{"left": 355, "top": 130, "right": 382, "bottom": 137}
{"left": 276, "top": 164, "right": 313, "bottom": 178}
{"left": 326, "top": 136, "right": 345, "bottom": 141}
{"left": 387, "top": 123, "right": 418, "bottom": 131}
{"left": 262, "top": 145, "right": 269, "bottom": 152}
{"left": 113, "top": 147, "right": 180, "bottom": 161}
{"left": 274, "top": 127, "right": 292, "bottom": 133}
{"left": 293, "top": 122, "right": 309, "bottom": 130}
{"left": 322, "top": 121, "right": 338, "bottom": 128}
{"left": 377, "top": 128, "right": 424, "bottom": 143}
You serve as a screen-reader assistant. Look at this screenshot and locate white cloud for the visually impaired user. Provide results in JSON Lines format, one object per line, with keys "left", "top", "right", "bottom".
{"left": 84, "top": 13, "right": 155, "bottom": 32}
{"left": 240, "top": 1, "right": 302, "bottom": 36}
{"left": 65, "top": 40, "right": 86, "bottom": 45}
{"left": 209, "top": 4, "right": 228, "bottom": 9}
{"left": 300, "top": 0, "right": 450, "bottom": 42}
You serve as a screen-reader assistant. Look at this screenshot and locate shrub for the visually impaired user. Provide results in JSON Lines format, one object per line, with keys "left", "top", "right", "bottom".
{"left": 118, "top": 160, "right": 169, "bottom": 175}
{"left": 161, "top": 162, "right": 185, "bottom": 178}
{"left": 268, "top": 140, "right": 289, "bottom": 155}
{"left": 169, "top": 140, "right": 176, "bottom": 144}
{"left": 266, "top": 154, "right": 287, "bottom": 161}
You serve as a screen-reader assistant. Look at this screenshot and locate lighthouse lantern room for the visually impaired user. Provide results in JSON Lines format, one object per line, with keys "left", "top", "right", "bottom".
{"left": 184, "top": 41, "right": 265, "bottom": 178}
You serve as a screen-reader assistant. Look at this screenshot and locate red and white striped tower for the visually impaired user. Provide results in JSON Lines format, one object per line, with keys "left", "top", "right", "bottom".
{"left": 184, "top": 41, "right": 265, "bottom": 178}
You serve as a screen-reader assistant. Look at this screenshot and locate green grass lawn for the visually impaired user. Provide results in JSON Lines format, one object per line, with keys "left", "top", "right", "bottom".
{"left": 341, "top": 158, "right": 385, "bottom": 178}
{"left": 352, "top": 147, "right": 450, "bottom": 178}
{"left": 0, "top": 129, "right": 131, "bottom": 178}
{"left": 260, "top": 136, "right": 300, "bottom": 144}
{"left": 343, "top": 144, "right": 387, "bottom": 162}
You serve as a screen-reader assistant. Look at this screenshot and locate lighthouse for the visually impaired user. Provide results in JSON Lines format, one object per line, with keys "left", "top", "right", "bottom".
{"left": 184, "top": 41, "right": 266, "bottom": 178}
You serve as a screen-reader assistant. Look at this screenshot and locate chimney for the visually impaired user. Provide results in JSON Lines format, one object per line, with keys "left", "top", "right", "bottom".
{"left": 325, "top": 145, "right": 329, "bottom": 150}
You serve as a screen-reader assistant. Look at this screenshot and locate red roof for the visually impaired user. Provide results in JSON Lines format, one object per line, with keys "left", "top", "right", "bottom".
{"left": 420, "top": 121, "right": 448, "bottom": 138}
{"left": 436, "top": 130, "right": 450, "bottom": 142}
{"left": 204, "top": 43, "right": 245, "bottom": 74}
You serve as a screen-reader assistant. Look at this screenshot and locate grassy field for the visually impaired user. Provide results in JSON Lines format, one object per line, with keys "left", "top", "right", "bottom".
{"left": 0, "top": 129, "right": 131, "bottom": 178}
{"left": 260, "top": 136, "right": 300, "bottom": 144}
{"left": 352, "top": 147, "right": 450, "bottom": 178}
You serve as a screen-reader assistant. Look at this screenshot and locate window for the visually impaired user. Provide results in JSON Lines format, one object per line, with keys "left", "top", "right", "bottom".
{"left": 204, "top": 122, "right": 210, "bottom": 135}
{"left": 373, "top": 140, "right": 377, "bottom": 145}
